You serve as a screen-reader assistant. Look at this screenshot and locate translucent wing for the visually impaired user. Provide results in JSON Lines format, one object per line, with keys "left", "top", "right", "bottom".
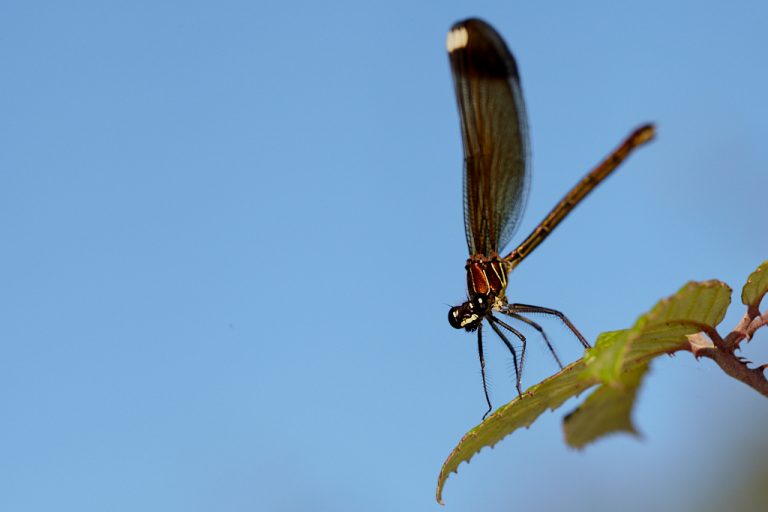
{"left": 447, "top": 18, "right": 530, "bottom": 257}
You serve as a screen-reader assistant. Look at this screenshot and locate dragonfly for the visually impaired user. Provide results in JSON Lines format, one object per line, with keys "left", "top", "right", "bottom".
{"left": 445, "top": 18, "right": 655, "bottom": 418}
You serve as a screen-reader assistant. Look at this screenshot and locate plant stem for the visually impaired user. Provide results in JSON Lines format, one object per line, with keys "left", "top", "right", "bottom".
{"left": 691, "top": 309, "right": 768, "bottom": 397}
{"left": 696, "top": 346, "right": 768, "bottom": 397}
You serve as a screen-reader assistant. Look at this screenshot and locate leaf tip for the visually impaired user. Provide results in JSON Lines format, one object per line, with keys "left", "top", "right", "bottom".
{"left": 741, "top": 259, "right": 768, "bottom": 308}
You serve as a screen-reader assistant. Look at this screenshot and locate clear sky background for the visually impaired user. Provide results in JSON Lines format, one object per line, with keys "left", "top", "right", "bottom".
{"left": 2, "top": 1, "right": 768, "bottom": 511}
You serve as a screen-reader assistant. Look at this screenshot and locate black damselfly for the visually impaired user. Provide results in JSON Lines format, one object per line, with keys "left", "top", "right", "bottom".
{"left": 446, "top": 18, "right": 655, "bottom": 418}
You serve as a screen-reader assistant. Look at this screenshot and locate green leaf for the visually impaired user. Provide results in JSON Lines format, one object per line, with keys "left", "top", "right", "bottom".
{"left": 582, "top": 330, "right": 633, "bottom": 383}
{"left": 741, "top": 259, "right": 768, "bottom": 309}
{"left": 622, "top": 280, "right": 731, "bottom": 369}
{"left": 563, "top": 362, "right": 649, "bottom": 449}
{"left": 563, "top": 281, "right": 730, "bottom": 450}
{"left": 435, "top": 359, "right": 595, "bottom": 504}
{"left": 583, "top": 281, "right": 730, "bottom": 385}
{"left": 436, "top": 280, "right": 732, "bottom": 503}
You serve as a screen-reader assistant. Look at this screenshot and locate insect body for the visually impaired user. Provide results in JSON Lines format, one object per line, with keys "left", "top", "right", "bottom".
{"left": 446, "top": 18, "right": 655, "bottom": 418}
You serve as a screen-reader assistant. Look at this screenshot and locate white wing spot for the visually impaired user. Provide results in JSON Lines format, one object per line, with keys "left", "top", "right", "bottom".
{"left": 446, "top": 26, "right": 469, "bottom": 53}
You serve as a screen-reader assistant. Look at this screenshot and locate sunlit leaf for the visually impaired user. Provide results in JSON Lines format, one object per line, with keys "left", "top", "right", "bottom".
{"left": 582, "top": 330, "right": 632, "bottom": 383}
{"left": 436, "top": 359, "right": 595, "bottom": 504}
{"left": 562, "top": 281, "right": 730, "bottom": 449}
{"left": 741, "top": 259, "right": 768, "bottom": 309}
{"left": 581, "top": 281, "right": 729, "bottom": 385}
{"left": 437, "top": 280, "right": 732, "bottom": 503}
{"left": 622, "top": 280, "right": 731, "bottom": 369}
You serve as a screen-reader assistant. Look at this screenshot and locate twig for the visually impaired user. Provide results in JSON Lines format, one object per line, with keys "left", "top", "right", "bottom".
{"left": 695, "top": 347, "right": 768, "bottom": 397}
{"left": 688, "top": 308, "right": 768, "bottom": 397}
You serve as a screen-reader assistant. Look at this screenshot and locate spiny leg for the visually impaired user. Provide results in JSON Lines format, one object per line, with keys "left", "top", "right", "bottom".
{"left": 503, "top": 310, "right": 563, "bottom": 369}
{"left": 476, "top": 323, "right": 493, "bottom": 420}
{"left": 488, "top": 317, "right": 525, "bottom": 396}
{"left": 488, "top": 316, "right": 527, "bottom": 383}
{"left": 507, "top": 303, "right": 590, "bottom": 349}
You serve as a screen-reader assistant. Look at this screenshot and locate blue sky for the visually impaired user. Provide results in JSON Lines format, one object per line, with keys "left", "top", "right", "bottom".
{"left": 1, "top": 1, "right": 767, "bottom": 511}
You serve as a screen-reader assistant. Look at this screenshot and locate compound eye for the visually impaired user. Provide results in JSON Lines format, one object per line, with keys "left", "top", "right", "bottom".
{"left": 448, "top": 306, "right": 464, "bottom": 329}
{"left": 448, "top": 302, "right": 481, "bottom": 330}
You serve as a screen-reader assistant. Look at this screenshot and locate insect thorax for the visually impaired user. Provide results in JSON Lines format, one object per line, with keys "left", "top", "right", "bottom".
{"left": 465, "top": 254, "right": 508, "bottom": 298}
{"left": 448, "top": 255, "right": 509, "bottom": 331}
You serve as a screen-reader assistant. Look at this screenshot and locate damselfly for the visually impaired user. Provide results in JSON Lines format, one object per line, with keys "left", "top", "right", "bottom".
{"left": 446, "top": 18, "right": 655, "bottom": 418}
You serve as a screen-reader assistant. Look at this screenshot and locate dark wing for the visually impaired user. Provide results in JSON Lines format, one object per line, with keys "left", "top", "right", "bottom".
{"left": 447, "top": 18, "right": 530, "bottom": 257}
